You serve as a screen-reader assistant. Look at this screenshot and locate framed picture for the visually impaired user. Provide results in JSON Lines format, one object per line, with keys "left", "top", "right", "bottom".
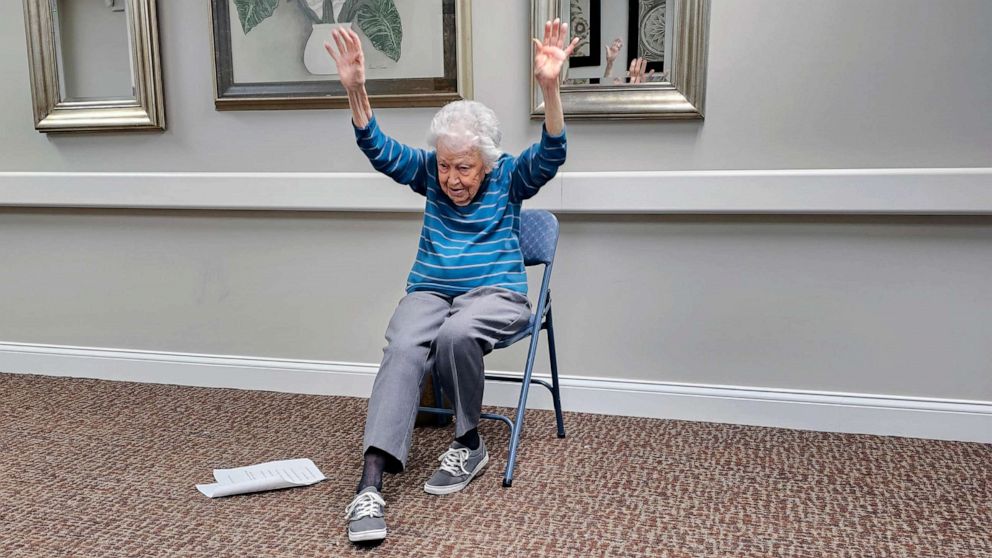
{"left": 532, "top": 0, "right": 709, "bottom": 120}
{"left": 22, "top": 0, "right": 166, "bottom": 132}
{"left": 567, "top": 0, "right": 601, "bottom": 68}
{"left": 627, "top": 0, "right": 665, "bottom": 75}
{"left": 209, "top": 0, "right": 472, "bottom": 110}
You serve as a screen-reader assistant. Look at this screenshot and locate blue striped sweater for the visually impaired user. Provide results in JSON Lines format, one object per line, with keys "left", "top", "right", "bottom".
{"left": 354, "top": 115, "right": 566, "bottom": 296}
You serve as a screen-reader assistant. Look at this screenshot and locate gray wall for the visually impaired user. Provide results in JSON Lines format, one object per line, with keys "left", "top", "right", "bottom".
{"left": 3, "top": 0, "right": 991, "bottom": 172}
{"left": 2, "top": 1, "right": 991, "bottom": 402}
{"left": 2, "top": 209, "right": 991, "bottom": 402}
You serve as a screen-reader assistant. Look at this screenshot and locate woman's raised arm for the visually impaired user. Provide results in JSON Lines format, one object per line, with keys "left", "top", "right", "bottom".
{"left": 324, "top": 27, "right": 372, "bottom": 128}
{"left": 532, "top": 18, "right": 579, "bottom": 136}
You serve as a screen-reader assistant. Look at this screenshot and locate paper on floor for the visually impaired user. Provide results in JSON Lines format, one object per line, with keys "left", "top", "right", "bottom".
{"left": 196, "top": 458, "right": 327, "bottom": 498}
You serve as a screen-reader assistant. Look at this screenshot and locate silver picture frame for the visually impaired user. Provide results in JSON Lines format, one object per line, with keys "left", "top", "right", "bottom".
{"left": 21, "top": 0, "right": 166, "bottom": 132}
{"left": 531, "top": 0, "right": 710, "bottom": 120}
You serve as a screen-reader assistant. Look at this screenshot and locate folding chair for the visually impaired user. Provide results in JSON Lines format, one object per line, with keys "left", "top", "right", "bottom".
{"left": 418, "top": 209, "right": 565, "bottom": 487}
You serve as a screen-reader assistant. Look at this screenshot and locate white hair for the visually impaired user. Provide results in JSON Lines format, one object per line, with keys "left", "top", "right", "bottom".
{"left": 426, "top": 100, "right": 503, "bottom": 169}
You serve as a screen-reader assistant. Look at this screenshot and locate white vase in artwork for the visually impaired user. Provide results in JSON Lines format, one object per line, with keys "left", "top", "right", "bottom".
{"left": 303, "top": 22, "right": 353, "bottom": 75}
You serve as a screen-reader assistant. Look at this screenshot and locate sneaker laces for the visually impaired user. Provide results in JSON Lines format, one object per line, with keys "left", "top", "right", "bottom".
{"left": 344, "top": 490, "right": 385, "bottom": 520}
{"left": 438, "top": 447, "right": 472, "bottom": 476}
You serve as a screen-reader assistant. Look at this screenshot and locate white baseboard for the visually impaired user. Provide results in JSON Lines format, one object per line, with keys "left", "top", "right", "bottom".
{"left": 2, "top": 168, "right": 991, "bottom": 214}
{"left": 2, "top": 341, "right": 990, "bottom": 444}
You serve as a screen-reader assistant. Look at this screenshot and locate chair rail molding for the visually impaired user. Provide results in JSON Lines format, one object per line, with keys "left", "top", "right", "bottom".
{"left": 2, "top": 168, "right": 991, "bottom": 214}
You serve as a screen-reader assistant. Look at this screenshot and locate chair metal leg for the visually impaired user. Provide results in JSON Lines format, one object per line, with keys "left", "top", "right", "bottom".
{"left": 502, "top": 327, "right": 542, "bottom": 488}
{"left": 546, "top": 311, "right": 565, "bottom": 438}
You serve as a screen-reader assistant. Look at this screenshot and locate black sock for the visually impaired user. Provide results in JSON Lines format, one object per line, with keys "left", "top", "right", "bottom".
{"left": 358, "top": 448, "right": 387, "bottom": 493}
{"left": 455, "top": 428, "right": 480, "bottom": 451}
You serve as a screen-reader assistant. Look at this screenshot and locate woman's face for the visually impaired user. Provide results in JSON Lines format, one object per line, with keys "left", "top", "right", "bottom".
{"left": 436, "top": 140, "right": 489, "bottom": 206}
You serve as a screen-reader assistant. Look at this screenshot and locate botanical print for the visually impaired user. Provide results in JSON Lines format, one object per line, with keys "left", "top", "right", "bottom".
{"left": 212, "top": 0, "right": 465, "bottom": 109}
{"left": 226, "top": 0, "right": 443, "bottom": 83}
{"left": 234, "top": 0, "right": 403, "bottom": 62}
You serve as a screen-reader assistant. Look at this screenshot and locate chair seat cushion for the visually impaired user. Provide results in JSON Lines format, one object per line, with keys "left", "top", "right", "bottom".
{"left": 495, "top": 314, "right": 536, "bottom": 349}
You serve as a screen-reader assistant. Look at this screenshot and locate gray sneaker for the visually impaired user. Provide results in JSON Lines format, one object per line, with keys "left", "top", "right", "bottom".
{"left": 345, "top": 486, "right": 387, "bottom": 543}
{"left": 424, "top": 439, "right": 489, "bottom": 495}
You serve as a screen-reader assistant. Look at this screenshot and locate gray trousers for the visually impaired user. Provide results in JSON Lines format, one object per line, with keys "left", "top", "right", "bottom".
{"left": 363, "top": 286, "right": 532, "bottom": 471}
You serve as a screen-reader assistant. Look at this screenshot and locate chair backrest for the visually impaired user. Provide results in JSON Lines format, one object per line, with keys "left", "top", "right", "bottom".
{"left": 519, "top": 209, "right": 559, "bottom": 267}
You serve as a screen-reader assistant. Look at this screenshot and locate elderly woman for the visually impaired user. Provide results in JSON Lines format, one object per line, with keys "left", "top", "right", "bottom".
{"left": 325, "top": 20, "right": 578, "bottom": 543}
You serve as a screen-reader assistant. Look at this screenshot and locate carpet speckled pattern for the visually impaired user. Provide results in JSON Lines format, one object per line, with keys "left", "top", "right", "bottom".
{"left": 1, "top": 373, "right": 990, "bottom": 557}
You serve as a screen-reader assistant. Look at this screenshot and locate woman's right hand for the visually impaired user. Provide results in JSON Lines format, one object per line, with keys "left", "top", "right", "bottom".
{"left": 324, "top": 27, "right": 366, "bottom": 91}
{"left": 627, "top": 57, "right": 655, "bottom": 84}
{"left": 605, "top": 38, "right": 622, "bottom": 63}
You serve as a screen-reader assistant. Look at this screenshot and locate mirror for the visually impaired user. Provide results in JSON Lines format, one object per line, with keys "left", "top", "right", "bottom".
{"left": 22, "top": 0, "right": 165, "bottom": 132}
{"left": 53, "top": 0, "right": 135, "bottom": 102}
{"left": 531, "top": 0, "right": 710, "bottom": 120}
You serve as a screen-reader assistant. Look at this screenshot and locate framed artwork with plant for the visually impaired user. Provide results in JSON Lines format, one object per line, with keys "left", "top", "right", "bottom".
{"left": 210, "top": 0, "right": 472, "bottom": 110}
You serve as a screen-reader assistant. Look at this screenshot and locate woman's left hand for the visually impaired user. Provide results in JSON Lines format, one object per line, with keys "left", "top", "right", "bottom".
{"left": 533, "top": 18, "right": 579, "bottom": 89}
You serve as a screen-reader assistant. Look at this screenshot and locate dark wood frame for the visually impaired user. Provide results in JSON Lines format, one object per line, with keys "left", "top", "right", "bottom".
{"left": 209, "top": 0, "right": 471, "bottom": 110}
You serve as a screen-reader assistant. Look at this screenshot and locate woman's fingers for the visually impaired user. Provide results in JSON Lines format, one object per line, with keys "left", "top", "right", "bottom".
{"left": 323, "top": 41, "right": 339, "bottom": 63}
{"left": 346, "top": 27, "right": 363, "bottom": 52}
{"left": 332, "top": 28, "right": 349, "bottom": 57}
{"left": 564, "top": 36, "right": 579, "bottom": 57}
{"left": 537, "top": 18, "right": 576, "bottom": 54}
{"left": 624, "top": 58, "right": 650, "bottom": 83}
{"left": 627, "top": 57, "right": 643, "bottom": 83}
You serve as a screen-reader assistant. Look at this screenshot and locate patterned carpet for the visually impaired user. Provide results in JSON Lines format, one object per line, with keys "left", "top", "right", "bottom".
{"left": 1, "top": 373, "right": 990, "bottom": 557}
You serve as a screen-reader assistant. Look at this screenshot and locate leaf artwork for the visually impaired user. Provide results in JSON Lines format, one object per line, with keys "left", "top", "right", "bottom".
{"left": 337, "top": 0, "right": 362, "bottom": 23}
{"left": 232, "top": 0, "right": 401, "bottom": 63}
{"left": 305, "top": 0, "right": 325, "bottom": 21}
{"left": 234, "top": 0, "right": 280, "bottom": 34}
{"left": 355, "top": 0, "right": 403, "bottom": 62}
